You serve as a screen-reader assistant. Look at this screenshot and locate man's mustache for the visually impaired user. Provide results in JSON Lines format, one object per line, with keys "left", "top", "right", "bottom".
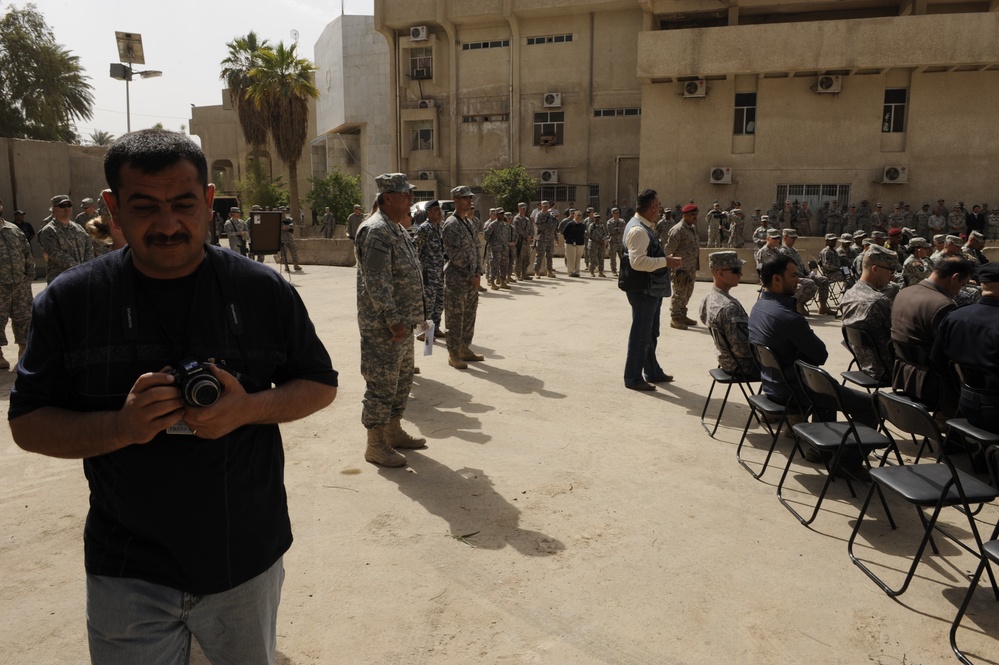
{"left": 145, "top": 232, "right": 190, "bottom": 245}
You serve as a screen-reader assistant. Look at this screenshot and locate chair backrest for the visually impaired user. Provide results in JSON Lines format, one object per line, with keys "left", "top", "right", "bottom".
{"left": 794, "top": 360, "right": 846, "bottom": 418}
{"left": 892, "top": 339, "right": 931, "bottom": 371}
{"left": 843, "top": 325, "right": 893, "bottom": 381}
{"left": 986, "top": 445, "right": 999, "bottom": 490}
{"left": 751, "top": 342, "right": 804, "bottom": 410}
{"left": 953, "top": 363, "right": 999, "bottom": 394}
{"left": 873, "top": 391, "right": 942, "bottom": 448}
{"left": 710, "top": 325, "right": 758, "bottom": 377}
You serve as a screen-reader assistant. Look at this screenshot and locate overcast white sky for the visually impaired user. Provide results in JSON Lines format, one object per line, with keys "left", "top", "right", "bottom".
{"left": 18, "top": 0, "right": 376, "bottom": 143}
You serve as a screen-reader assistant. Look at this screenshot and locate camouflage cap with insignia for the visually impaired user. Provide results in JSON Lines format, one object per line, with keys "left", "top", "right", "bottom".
{"left": 708, "top": 250, "right": 746, "bottom": 270}
{"left": 766, "top": 228, "right": 781, "bottom": 238}
{"left": 933, "top": 234, "right": 946, "bottom": 243}
{"left": 824, "top": 233, "right": 838, "bottom": 241}
{"left": 853, "top": 230, "right": 867, "bottom": 239}
{"left": 945, "top": 234, "right": 963, "bottom": 245}
{"left": 865, "top": 244, "right": 901, "bottom": 271}
{"left": 782, "top": 228, "right": 797, "bottom": 237}
{"left": 839, "top": 233, "right": 853, "bottom": 243}
{"left": 907, "top": 237, "right": 930, "bottom": 249}
{"left": 375, "top": 173, "right": 416, "bottom": 194}
{"left": 452, "top": 185, "right": 474, "bottom": 198}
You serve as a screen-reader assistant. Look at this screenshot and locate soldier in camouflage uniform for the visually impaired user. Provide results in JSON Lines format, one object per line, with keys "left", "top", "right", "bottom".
{"left": 839, "top": 245, "right": 900, "bottom": 381}
{"left": 483, "top": 208, "right": 512, "bottom": 290}
{"left": 0, "top": 201, "right": 33, "bottom": 369}
{"left": 606, "top": 207, "right": 625, "bottom": 275}
{"left": 355, "top": 174, "right": 427, "bottom": 467}
{"left": 856, "top": 200, "right": 873, "bottom": 233}
{"left": 902, "top": 237, "right": 933, "bottom": 286}
{"left": 774, "top": 201, "right": 794, "bottom": 233}
{"left": 888, "top": 204, "right": 905, "bottom": 230}
{"left": 513, "top": 203, "right": 534, "bottom": 280}
{"left": 963, "top": 231, "right": 989, "bottom": 275}
{"left": 278, "top": 207, "right": 302, "bottom": 271}
{"left": 752, "top": 215, "right": 770, "bottom": 248}
{"left": 754, "top": 228, "right": 782, "bottom": 271}
{"left": 869, "top": 203, "right": 888, "bottom": 234}
{"left": 699, "top": 251, "right": 758, "bottom": 378}
{"left": 779, "top": 228, "right": 825, "bottom": 315}
{"left": 587, "top": 212, "right": 608, "bottom": 276}
{"left": 825, "top": 201, "right": 844, "bottom": 237}
{"left": 664, "top": 204, "right": 701, "bottom": 329}
{"left": 750, "top": 207, "right": 764, "bottom": 229}
{"left": 818, "top": 234, "right": 848, "bottom": 285}
{"left": 727, "top": 205, "right": 746, "bottom": 248}
{"left": 37, "top": 194, "right": 93, "bottom": 283}
{"left": 442, "top": 186, "right": 486, "bottom": 369}
{"left": 947, "top": 204, "right": 966, "bottom": 235}
{"left": 914, "top": 202, "right": 932, "bottom": 241}
{"left": 532, "top": 201, "right": 558, "bottom": 278}
{"left": 654, "top": 209, "right": 673, "bottom": 249}
{"left": 795, "top": 201, "right": 813, "bottom": 236}
{"left": 705, "top": 202, "right": 726, "bottom": 247}
{"left": 844, "top": 204, "right": 859, "bottom": 234}
{"left": 766, "top": 203, "right": 780, "bottom": 227}
{"left": 415, "top": 200, "right": 447, "bottom": 339}
{"left": 986, "top": 205, "right": 999, "bottom": 240}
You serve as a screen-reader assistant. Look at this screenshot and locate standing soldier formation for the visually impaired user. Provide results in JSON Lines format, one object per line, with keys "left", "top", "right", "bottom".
{"left": 0, "top": 199, "right": 33, "bottom": 369}
{"left": 533, "top": 200, "right": 558, "bottom": 278}
{"left": 414, "top": 200, "right": 447, "bottom": 340}
{"left": 355, "top": 174, "right": 427, "bottom": 468}
{"left": 606, "top": 207, "right": 625, "bottom": 276}
{"left": 513, "top": 202, "right": 534, "bottom": 281}
{"left": 586, "top": 212, "right": 608, "bottom": 277}
{"left": 442, "top": 186, "right": 486, "bottom": 369}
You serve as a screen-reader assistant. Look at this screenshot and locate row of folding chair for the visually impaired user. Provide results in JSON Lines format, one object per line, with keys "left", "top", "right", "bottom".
{"left": 722, "top": 338, "right": 999, "bottom": 663}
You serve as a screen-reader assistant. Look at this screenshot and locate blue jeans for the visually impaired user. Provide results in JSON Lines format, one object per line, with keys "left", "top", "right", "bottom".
{"left": 624, "top": 292, "right": 665, "bottom": 385}
{"left": 87, "top": 558, "right": 284, "bottom": 665}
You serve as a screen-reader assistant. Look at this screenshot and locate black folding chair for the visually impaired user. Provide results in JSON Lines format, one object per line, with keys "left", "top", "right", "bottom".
{"left": 950, "top": 444, "right": 999, "bottom": 665}
{"left": 947, "top": 364, "right": 999, "bottom": 469}
{"left": 848, "top": 392, "right": 999, "bottom": 598}
{"left": 891, "top": 339, "right": 942, "bottom": 461}
{"left": 840, "top": 326, "right": 892, "bottom": 393}
{"left": 776, "top": 361, "right": 900, "bottom": 526}
{"left": 736, "top": 343, "right": 805, "bottom": 480}
{"left": 700, "top": 326, "right": 759, "bottom": 438}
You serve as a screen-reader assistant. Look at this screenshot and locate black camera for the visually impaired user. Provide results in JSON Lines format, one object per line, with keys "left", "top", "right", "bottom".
{"left": 168, "top": 359, "right": 223, "bottom": 407}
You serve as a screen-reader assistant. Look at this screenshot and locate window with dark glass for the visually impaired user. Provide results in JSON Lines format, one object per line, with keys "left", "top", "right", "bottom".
{"left": 882, "top": 89, "right": 907, "bottom": 133}
{"left": 734, "top": 92, "right": 756, "bottom": 135}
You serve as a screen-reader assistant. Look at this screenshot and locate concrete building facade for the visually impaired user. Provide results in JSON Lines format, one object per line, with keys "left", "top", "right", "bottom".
{"left": 313, "top": 15, "right": 393, "bottom": 208}
{"left": 375, "top": 0, "right": 999, "bottom": 218}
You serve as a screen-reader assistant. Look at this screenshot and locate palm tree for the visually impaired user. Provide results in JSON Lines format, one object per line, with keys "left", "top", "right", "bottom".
{"left": 247, "top": 41, "right": 318, "bottom": 225}
{"left": 87, "top": 129, "right": 114, "bottom": 146}
{"left": 219, "top": 32, "right": 270, "bottom": 163}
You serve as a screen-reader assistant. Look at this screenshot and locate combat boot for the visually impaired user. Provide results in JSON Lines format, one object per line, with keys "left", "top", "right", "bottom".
{"left": 294, "top": 265, "right": 302, "bottom": 271}
{"left": 448, "top": 353, "right": 468, "bottom": 369}
{"left": 364, "top": 427, "right": 406, "bottom": 467}
{"left": 0, "top": 349, "right": 9, "bottom": 370}
{"left": 683, "top": 316, "right": 698, "bottom": 326}
{"left": 670, "top": 318, "right": 688, "bottom": 331}
{"left": 489, "top": 279, "right": 499, "bottom": 290}
{"left": 499, "top": 280, "right": 511, "bottom": 290}
{"left": 385, "top": 417, "right": 427, "bottom": 449}
{"left": 459, "top": 347, "right": 484, "bottom": 361}
{"left": 508, "top": 275, "right": 517, "bottom": 283}
{"left": 598, "top": 271, "right": 606, "bottom": 277}
{"left": 547, "top": 271, "right": 557, "bottom": 278}
{"left": 522, "top": 274, "right": 533, "bottom": 281}
{"left": 589, "top": 268, "right": 595, "bottom": 276}
{"left": 818, "top": 299, "right": 832, "bottom": 316}
{"left": 797, "top": 302, "right": 809, "bottom": 316}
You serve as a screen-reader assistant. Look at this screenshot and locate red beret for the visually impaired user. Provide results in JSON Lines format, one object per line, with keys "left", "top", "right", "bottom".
{"left": 888, "top": 227, "right": 903, "bottom": 237}
{"left": 681, "top": 204, "right": 699, "bottom": 214}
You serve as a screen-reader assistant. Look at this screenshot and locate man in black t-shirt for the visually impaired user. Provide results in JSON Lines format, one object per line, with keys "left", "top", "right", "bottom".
{"left": 8, "top": 130, "right": 338, "bottom": 664}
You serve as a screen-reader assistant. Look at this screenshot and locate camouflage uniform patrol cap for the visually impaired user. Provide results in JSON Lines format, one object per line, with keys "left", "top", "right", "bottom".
{"left": 933, "top": 234, "right": 946, "bottom": 244}
{"left": 611, "top": 207, "right": 620, "bottom": 213}
{"left": 760, "top": 215, "right": 769, "bottom": 221}
{"left": 51, "top": 194, "right": 71, "bottom": 206}
{"left": 853, "top": 230, "right": 867, "bottom": 239}
{"left": 766, "top": 229, "right": 781, "bottom": 238}
{"left": 782, "top": 228, "right": 797, "bottom": 238}
{"left": 593, "top": 213, "right": 601, "bottom": 218}
{"left": 945, "top": 235, "right": 963, "bottom": 245}
{"left": 907, "top": 238, "right": 930, "bottom": 249}
{"left": 452, "top": 186, "right": 474, "bottom": 198}
{"left": 839, "top": 233, "right": 853, "bottom": 243}
{"left": 824, "top": 233, "right": 838, "bottom": 241}
{"left": 969, "top": 230, "right": 985, "bottom": 242}
{"left": 375, "top": 173, "right": 416, "bottom": 194}
{"left": 518, "top": 202, "right": 527, "bottom": 208}
{"left": 862, "top": 239, "right": 874, "bottom": 246}
{"left": 866, "top": 244, "right": 901, "bottom": 271}
{"left": 229, "top": 207, "right": 240, "bottom": 213}
{"left": 708, "top": 251, "right": 746, "bottom": 270}
{"left": 871, "top": 231, "right": 887, "bottom": 240}
{"left": 81, "top": 198, "right": 95, "bottom": 207}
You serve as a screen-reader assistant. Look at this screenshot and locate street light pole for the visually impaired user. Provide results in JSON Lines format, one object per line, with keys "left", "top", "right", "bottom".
{"left": 111, "top": 32, "right": 161, "bottom": 134}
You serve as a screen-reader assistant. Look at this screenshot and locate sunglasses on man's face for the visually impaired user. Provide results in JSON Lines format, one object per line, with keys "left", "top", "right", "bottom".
{"left": 56, "top": 202, "right": 73, "bottom": 208}
{"left": 729, "top": 267, "right": 742, "bottom": 275}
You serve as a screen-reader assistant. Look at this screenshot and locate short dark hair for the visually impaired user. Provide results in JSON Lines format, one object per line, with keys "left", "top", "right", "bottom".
{"left": 104, "top": 129, "right": 208, "bottom": 196}
{"left": 933, "top": 256, "right": 974, "bottom": 281}
{"left": 636, "top": 189, "right": 658, "bottom": 214}
{"left": 760, "top": 255, "right": 794, "bottom": 288}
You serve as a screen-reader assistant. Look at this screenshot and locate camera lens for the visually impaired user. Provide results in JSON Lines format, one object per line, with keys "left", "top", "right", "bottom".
{"left": 185, "top": 376, "right": 222, "bottom": 407}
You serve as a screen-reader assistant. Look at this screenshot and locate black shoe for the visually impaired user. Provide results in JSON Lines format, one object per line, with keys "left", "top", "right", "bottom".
{"left": 646, "top": 374, "right": 674, "bottom": 383}
{"left": 625, "top": 381, "right": 656, "bottom": 391}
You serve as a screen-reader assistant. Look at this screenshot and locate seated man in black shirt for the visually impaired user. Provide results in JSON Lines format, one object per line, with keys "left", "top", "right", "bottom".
{"left": 8, "top": 129, "right": 338, "bottom": 664}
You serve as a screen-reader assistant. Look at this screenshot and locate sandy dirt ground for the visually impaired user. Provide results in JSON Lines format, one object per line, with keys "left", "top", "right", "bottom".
{"left": 1, "top": 262, "right": 997, "bottom": 665}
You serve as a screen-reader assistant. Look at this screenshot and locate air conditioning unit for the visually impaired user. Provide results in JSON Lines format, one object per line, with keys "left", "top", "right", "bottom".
{"left": 539, "top": 135, "right": 556, "bottom": 147}
{"left": 882, "top": 165, "right": 908, "bottom": 184}
{"left": 417, "top": 99, "right": 433, "bottom": 109}
{"left": 410, "top": 26, "right": 428, "bottom": 41}
{"left": 709, "top": 167, "right": 732, "bottom": 184}
{"left": 682, "top": 79, "right": 706, "bottom": 98}
{"left": 815, "top": 75, "right": 842, "bottom": 94}
{"left": 543, "top": 92, "right": 562, "bottom": 108}
{"left": 412, "top": 68, "right": 430, "bottom": 80}
{"left": 418, "top": 171, "right": 434, "bottom": 181}
{"left": 540, "top": 169, "right": 559, "bottom": 183}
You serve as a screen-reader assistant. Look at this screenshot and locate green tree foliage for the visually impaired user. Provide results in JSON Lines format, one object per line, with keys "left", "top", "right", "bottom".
{"left": 235, "top": 159, "right": 288, "bottom": 211}
{"left": 0, "top": 4, "right": 94, "bottom": 143}
{"left": 306, "top": 169, "right": 362, "bottom": 227}
{"left": 87, "top": 129, "right": 115, "bottom": 146}
{"left": 246, "top": 41, "right": 319, "bottom": 228}
{"left": 480, "top": 164, "right": 539, "bottom": 213}
{"left": 219, "top": 32, "right": 270, "bottom": 155}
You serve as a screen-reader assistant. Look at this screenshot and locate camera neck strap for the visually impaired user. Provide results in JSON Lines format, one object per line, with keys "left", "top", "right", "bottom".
{"left": 120, "top": 245, "right": 244, "bottom": 343}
